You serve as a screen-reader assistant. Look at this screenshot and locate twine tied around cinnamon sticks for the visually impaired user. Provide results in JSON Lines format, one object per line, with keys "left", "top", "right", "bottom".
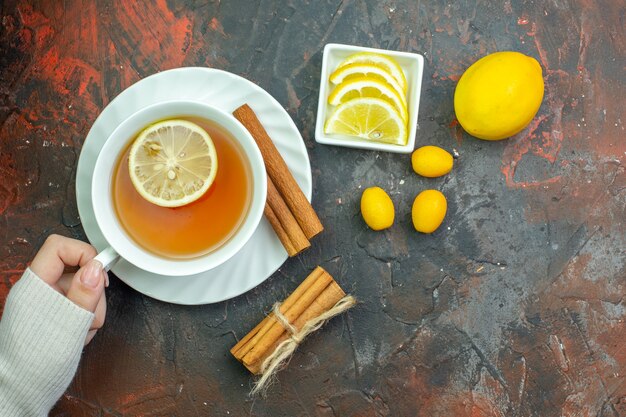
{"left": 231, "top": 267, "right": 357, "bottom": 396}
{"left": 251, "top": 295, "right": 357, "bottom": 395}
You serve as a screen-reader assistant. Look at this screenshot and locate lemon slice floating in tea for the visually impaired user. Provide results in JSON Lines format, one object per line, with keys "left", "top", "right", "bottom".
{"left": 324, "top": 97, "right": 408, "bottom": 145}
{"left": 128, "top": 119, "right": 218, "bottom": 208}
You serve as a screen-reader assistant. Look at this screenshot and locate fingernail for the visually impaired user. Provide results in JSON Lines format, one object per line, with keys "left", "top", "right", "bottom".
{"left": 81, "top": 260, "right": 103, "bottom": 289}
{"left": 104, "top": 270, "right": 110, "bottom": 288}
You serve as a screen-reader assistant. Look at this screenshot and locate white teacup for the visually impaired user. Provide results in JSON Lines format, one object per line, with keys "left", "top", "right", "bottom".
{"left": 91, "top": 101, "right": 267, "bottom": 276}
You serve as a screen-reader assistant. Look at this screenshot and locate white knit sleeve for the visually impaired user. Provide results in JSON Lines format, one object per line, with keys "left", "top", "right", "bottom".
{"left": 0, "top": 268, "right": 94, "bottom": 417}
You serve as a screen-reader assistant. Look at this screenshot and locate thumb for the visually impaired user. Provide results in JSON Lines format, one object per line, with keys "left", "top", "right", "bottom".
{"left": 66, "top": 259, "right": 105, "bottom": 313}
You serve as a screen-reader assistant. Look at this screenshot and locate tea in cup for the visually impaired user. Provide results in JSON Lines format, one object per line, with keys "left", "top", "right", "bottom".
{"left": 91, "top": 101, "right": 267, "bottom": 276}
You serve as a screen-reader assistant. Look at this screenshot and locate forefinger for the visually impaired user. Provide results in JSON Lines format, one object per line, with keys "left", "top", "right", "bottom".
{"left": 30, "top": 234, "right": 97, "bottom": 285}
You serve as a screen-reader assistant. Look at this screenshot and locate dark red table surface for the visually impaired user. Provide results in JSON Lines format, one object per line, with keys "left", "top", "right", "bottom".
{"left": 1, "top": 1, "right": 624, "bottom": 416}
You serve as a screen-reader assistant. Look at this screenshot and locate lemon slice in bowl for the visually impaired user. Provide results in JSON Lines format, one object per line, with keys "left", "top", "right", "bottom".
{"left": 128, "top": 119, "right": 218, "bottom": 207}
{"left": 324, "top": 97, "right": 408, "bottom": 145}
{"left": 329, "top": 63, "right": 406, "bottom": 99}
{"left": 335, "top": 52, "right": 407, "bottom": 92}
{"left": 328, "top": 76, "right": 408, "bottom": 121}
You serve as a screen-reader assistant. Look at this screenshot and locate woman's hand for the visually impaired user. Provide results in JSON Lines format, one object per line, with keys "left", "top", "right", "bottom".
{"left": 29, "top": 234, "right": 107, "bottom": 345}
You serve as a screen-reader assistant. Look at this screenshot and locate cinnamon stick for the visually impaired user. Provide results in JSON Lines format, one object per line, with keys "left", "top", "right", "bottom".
{"left": 233, "top": 104, "right": 323, "bottom": 239}
{"left": 243, "top": 270, "right": 333, "bottom": 367}
{"left": 291, "top": 281, "right": 346, "bottom": 330}
{"left": 263, "top": 205, "right": 297, "bottom": 256}
{"left": 231, "top": 267, "right": 348, "bottom": 374}
{"left": 247, "top": 281, "right": 346, "bottom": 374}
{"left": 265, "top": 177, "right": 310, "bottom": 256}
{"left": 231, "top": 267, "right": 325, "bottom": 360}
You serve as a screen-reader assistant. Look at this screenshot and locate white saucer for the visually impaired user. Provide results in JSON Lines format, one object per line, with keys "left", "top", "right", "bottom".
{"left": 76, "top": 67, "right": 312, "bottom": 305}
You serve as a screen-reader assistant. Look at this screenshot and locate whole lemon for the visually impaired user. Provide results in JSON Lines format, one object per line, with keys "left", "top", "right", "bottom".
{"left": 411, "top": 146, "right": 454, "bottom": 177}
{"left": 454, "top": 51, "right": 544, "bottom": 140}
{"left": 361, "top": 186, "right": 395, "bottom": 231}
{"left": 412, "top": 190, "right": 447, "bottom": 233}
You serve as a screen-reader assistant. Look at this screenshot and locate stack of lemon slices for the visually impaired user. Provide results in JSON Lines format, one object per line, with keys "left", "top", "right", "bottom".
{"left": 324, "top": 52, "right": 409, "bottom": 145}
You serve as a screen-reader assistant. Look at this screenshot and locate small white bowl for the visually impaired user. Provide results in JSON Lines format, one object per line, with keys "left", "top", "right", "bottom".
{"left": 315, "top": 43, "right": 424, "bottom": 154}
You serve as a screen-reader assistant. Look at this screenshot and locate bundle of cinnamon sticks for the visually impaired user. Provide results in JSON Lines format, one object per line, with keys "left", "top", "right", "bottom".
{"left": 233, "top": 104, "right": 323, "bottom": 256}
{"left": 231, "top": 266, "right": 350, "bottom": 375}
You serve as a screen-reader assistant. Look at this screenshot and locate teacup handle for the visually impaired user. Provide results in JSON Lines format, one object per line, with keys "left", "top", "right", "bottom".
{"left": 94, "top": 246, "right": 120, "bottom": 272}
